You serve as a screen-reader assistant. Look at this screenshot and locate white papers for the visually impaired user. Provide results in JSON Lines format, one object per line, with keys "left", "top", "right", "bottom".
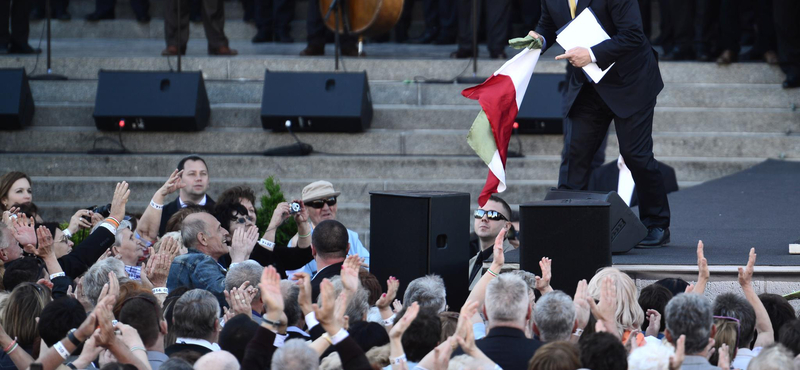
{"left": 556, "top": 8, "right": 615, "bottom": 83}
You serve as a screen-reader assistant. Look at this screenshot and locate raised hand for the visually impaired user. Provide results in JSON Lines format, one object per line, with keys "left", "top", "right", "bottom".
{"left": 573, "top": 279, "right": 590, "bottom": 332}
{"left": 535, "top": 257, "right": 553, "bottom": 294}
{"left": 157, "top": 236, "right": 181, "bottom": 259}
{"left": 12, "top": 214, "right": 36, "bottom": 248}
{"left": 143, "top": 250, "right": 170, "bottom": 288}
{"left": 455, "top": 300, "right": 480, "bottom": 340}
{"left": 588, "top": 276, "right": 619, "bottom": 338}
{"left": 389, "top": 302, "right": 419, "bottom": 340}
{"left": 392, "top": 299, "right": 402, "bottom": 313}
{"left": 693, "top": 240, "right": 710, "bottom": 295}
{"left": 341, "top": 254, "right": 361, "bottom": 293}
{"left": 68, "top": 209, "right": 93, "bottom": 234}
{"left": 313, "top": 279, "right": 347, "bottom": 335}
{"left": 30, "top": 225, "right": 55, "bottom": 258}
{"left": 224, "top": 286, "right": 254, "bottom": 319}
{"left": 159, "top": 169, "right": 185, "bottom": 197}
{"left": 291, "top": 272, "right": 313, "bottom": 314}
{"left": 259, "top": 266, "right": 284, "bottom": 313}
{"left": 490, "top": 228, "right": 507, "bottom": 272}
{"left": 96, "top": 271, "right": 120, "bottom": 306}
{"left": 716, "top": 343, "right": 730, "bottom": 369}
{"left": 92, "top": 295, "right": 118, "bottom": 348}
{"left": 376, "top": 276, "right": 399, "bottom": 310}
{"left": 109, "top": 182, "right": 131, "bottom": 223}
{"left": 644, "top": 309, "right": 662, "bottom": 337}
{"left": 269, "top": 202, "right": 292, "bottom": 229}
{"left": 292, "top": 200, "right": 310, "bottom": 225}
{"left": 738, "top": 248, "right": 756, "bottom": 287}
{"left": 229, "top": 227, "right": 250, "bottom": 263}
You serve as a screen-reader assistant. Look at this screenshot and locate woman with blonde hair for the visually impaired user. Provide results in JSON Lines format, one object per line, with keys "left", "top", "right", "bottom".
{"left": 587, "top": 267, "right": 645, "bottom": 342}
{"left": 0, "top": 282, "right": 52, "bottom": 366}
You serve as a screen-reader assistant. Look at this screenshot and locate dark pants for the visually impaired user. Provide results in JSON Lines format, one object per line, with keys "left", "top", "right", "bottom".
{"left": 456, "top": 0, "right": 511, "bottom": 54}
{"left": 773, "top": 0, "right": 800, "bottom": 78}
{"left": 305, "top": 0, "right": 355, "bottom": 48}
{"left": 420, "top": 0, "right": 457, "bottom": 38}
{"left": 559, "top": 84, "right": 670, "bottom": 228}
{"left": 750, "top": 0, "right": 776, "bottom": 55}
{"left": 657, "top": 0, "right": 674, "bottom": 53}
{"left": 718, "top": 0, "right": 740, "bottom": 54}
{"left": 94, "top": 0, "right": 149, "bottom": 18}
{"left": 638, "top": 0, "right": 651, "bottom": 38}
{"left": 671, "top": 0, "right": 718, "bottom": 54}
{"left": 164, "top": 0, "right": 229, "bottom": 49}
{"left": 0, "top": 0, "right": 30, "bottom": 48}
{"left": 254, "top": 0, "right": 294, "bottom": 37}
{"left": 32, "top": 0, "right": 70, "bottom": 17}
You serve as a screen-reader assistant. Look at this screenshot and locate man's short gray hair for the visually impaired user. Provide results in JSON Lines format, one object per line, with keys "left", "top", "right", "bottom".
{"left": 329, "top": 277, "right": 370, "bottom": 323}
{"left": 112, "top": 220, "right": 133, "bottom": 248}
{"left": 160, "top": 358, "right": 194, "bottom": 370}
{"left": 83, "top": 258, "right": 130, "bottom": 306}
{"left": 281, "top": 280, "right": 304, "bottom": 327}
{"left": 485, "top": 274, "right": 529, "bottom": 324}
{"left": 0, "top": 222, "right": 10, "bottom": 249}
{"left": 181, "top": 217, "right": 207, "bottom": 250}
{"left": 747, "top": 344, "right": 794, "bottom": 370}
{"left": 271, "top": 339, "right": 319, "bottom": 370}
{"left": 534, "top": 291, "right": 576, "bottom": 342}
{"left": 403, "top": 275, "right": 447, "bottom": 314}
{"left": 194, "top": 350, "right": 240, "bottom": 370}
{"left": 172, "top": 289, "right": 220, "bottom": 340}
{"left": 226, "top": 260, "right": 263, "bottom": 302}
{"left": 665, "top": 293, "right": 713, "bottom": 355}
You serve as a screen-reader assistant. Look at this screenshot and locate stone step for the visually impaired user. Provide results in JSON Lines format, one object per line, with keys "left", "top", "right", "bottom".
{"left": 32, "top": 103, "right": 800, "bottom": 134}
{"left": 0, "top": 153, "right": 765, "bottom": 183}
{"left": 27, "top": 79, "right": 800, "bottom": 109}
{"left": 1, "top": 49, "right": 787, "bottom": 84}
{"left": 3, "top": 126, "right": 800, "bottom": 158}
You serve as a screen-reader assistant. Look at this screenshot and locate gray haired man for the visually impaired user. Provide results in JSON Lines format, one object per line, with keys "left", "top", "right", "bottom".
{"left": 665, "top": 293, "right": 717, "bottom": 370}
{"left": 166, "top": 289, "right": 222, "bottom": 363}
{"left": 533, "top": 291, "right": 576, "bottom": 342}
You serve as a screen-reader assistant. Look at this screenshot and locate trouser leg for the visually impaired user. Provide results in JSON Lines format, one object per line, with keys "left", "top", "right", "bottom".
{"left": 201, "top": 0, "right": 228, "bottom": 49}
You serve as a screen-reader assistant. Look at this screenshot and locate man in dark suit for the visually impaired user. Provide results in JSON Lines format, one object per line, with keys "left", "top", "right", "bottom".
{"left": 309, "top": 220, "right": 350, "bottom": 300}
{"left": 165, "top": 289, "right": 222, "bottom": 363}
{"left": 159, "top": 155, "right": 216, "bottom": 236}
{"left": 0, "top": 0, "right": 40, "bottom": 54}
{"left": 773, "top": 0, "right": 800, "bottom": 88}
{"left": 162, "top": 0, "right": 237, "bottom": 56}
{"left": 85, "top": 0, "right": 150, "bottom": 22}
{"left": 589, "top": 155, "right": 679, "bottom": 207}
{"left": 531, "top": 0, "right": 671, "bottom": 247}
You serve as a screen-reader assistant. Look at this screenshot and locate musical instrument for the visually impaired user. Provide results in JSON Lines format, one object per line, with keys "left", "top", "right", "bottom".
{"left": 319, "top": 0, "right": 405, "bottom": 53}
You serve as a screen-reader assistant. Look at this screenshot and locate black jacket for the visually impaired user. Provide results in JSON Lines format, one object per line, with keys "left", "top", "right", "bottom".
{"left": 58, "top": 226, "right": 116, "bottom": 279}
{"left": 310, "top": 261, "right": 344, "bottom": 301}
{"left": 535, "top": 0, "right": 664, "bottom": 119}
{"left": 453, "top": 327, "right": 542, "bottom": 370}
{"left": 158, "top": 196, "right": 216, "bottom": 236}
{"left": 588, "top": 160, "right": 679, "bottom": 206}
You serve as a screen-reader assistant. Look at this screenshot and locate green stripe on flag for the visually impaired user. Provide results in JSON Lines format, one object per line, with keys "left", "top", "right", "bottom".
{"left": 467, "top": 109, "right": 497, "bottom": 165}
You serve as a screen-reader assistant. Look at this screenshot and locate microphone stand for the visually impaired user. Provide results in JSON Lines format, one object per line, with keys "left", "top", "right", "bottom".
{"left": 324, "top": 0, "right": 348, "bottom": 71}
{"left": 30, "top": 0, "right": 67, "bottom": 81}
{"left": 177, "top": 0, "right": 182, "bottom": 72}
{"left": 263, "top": 120, "right": 314, "bottom": 156}
{"left": 455, "top": 0, "right": 485, "bottom": 84}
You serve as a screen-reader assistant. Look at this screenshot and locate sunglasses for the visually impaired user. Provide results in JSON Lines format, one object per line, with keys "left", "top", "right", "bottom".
{"left": 474, "top": 209, "right": 508, "bottom": 221}
{"left": 307, "top": 197, "right": 337, "bottom": 209}
{"left": 234, "top": 215, "right": 254, "bottom": 224}
{"left": 713, "top": 315, "right": 741, "bottom": 349}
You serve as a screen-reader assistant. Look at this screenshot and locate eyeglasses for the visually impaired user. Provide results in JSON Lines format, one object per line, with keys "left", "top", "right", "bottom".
{"left": 474, "top": 209, "right": 508, "bottom": 221}
{"left": 713, "top": 315, "right": 741, "bottom": 349}
{"left": 235, "top": 215, "right": 254, "bottom": 224}
{"left": 307, "top": 197, "right": 337, "bottom": 209}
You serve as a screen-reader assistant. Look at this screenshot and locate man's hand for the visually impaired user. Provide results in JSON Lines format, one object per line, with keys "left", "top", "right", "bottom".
{"left": 313, "top": 279, "right": 346, "bottom": 335}
{"left": 490, "top": 228, "right": 507, "bottom": 272}
{"left": 527, "top": 30, "right": 543, "bottom": 43}
{"left": 158, "top": 169, "right": 185, "bottom": 198}
{"left": 738, "top": 247, "right": 756, "bottom": 287}
{"left": 535, "top": 257, "right": 553, "bottom": 294}
{"left": 556, "top": 47, "right": 593, "bottom": 68}
{"left": 644, "top": 309, "right": 661, "bottom": 337}
{"left": 12, "top": 214, "right": 36, "bottom": 248}
{"left": 693, "top": 240, "right": 710, "bottom": 295}
{"left": 259, "top": 265, "right": 284, "bottom": 314}
{"left": 109, "top": 182, "right": 131, "bottom": 222}
{"left": 389, "top": 302, "right": 419, "bottom": 340}
{"left": 142, "top": 250, "right": 170, "bottom": 288}
{"left": 68, "top": 209, "right": 93, "bottom": 234}
{"left": 341, "top": 254, "right": 361, "bottom": 293}
{"left": 229, "top": 226, "right": 258, "bottom": 263}
{"left": 573, "top": 279, "right": 590, "bottom": 331}
{"left": 224, "top": 286, "right": 255, "bottom": 320}
{"left": 291, "top": 272, "right": 313, "bottom": 315}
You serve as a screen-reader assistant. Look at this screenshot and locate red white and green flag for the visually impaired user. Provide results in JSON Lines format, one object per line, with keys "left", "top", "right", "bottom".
{"left": 463, "top": 46, "right": 542, "bottom": 207}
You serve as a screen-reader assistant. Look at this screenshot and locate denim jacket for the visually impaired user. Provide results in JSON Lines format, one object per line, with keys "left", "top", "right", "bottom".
{"left": 167, "top": 248, "right": 227, "bottom": 307}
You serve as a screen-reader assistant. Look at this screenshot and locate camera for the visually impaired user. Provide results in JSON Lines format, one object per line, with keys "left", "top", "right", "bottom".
{"left": 84, "top": 203, "right": 112, "bottom": 220}
{"left": 289, "top": 202, "right": 301, "bottom": 214}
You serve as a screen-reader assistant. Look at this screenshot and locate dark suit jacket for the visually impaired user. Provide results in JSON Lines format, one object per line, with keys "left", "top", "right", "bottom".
{"left": 535, "top": 0, "right": 664, "bottom": 118}
{"left": 164, "top": 343, "right": 212, "bottom": 363}
{"left": 453, "top": 327, "right": 542, "bottom": 370}
{"left": 310, "top": 261, "right": 344, "bottom": 301}
{"left": 57, "top": 226, "right": 116, "bottom": 279}
{"left": 158, "top": 196, "right": 215, "bottom": 236}
{"left": 588, "top": 160, "right": 679, "bottom": 206}
{"left": 242, "top": 326, "right": 371, "bottom": 370}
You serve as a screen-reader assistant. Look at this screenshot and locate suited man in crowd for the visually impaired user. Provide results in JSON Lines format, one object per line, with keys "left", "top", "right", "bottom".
{"left": 159, "top": 156, "right": 216, "bottom": 236}
{"left": 451, "top": 0, "right": 511, "bottom": 59}
{"left": 84, "top": 0, "right": 150, "bottom": 22}
{"left": 589, "top": 155, "right": 679, "bottom": 207}
{"left": 773, "top": 0, "right": 800, "bottom": 88}
{"left": 530, "top": 0, "right": 671, "bottom": 248}
{"left": 309, "top": 219, "right": 349, "bottom": 300}
{"left": 162, "top": 0, "right": 237, "bottom": 56}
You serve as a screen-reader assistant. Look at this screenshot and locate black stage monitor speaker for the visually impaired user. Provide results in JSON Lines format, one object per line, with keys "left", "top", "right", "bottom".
{"left": 515, "top": 73, "right": 566, "bottom": 134}
{"left": 520, "top": 199, "right": 612, "bottom": 296}
{"left": 370, "top": 191, "right": 470, "bottom": 311}
{"left": 544, "top": 188, "right": 647, "bottom": 254}
{"left": 93, "top": 70, "right": 210, "bottom": 131}
{"left": 0, "top": 68, "right": 35, "bottom": 130}
{"left": 261, "top": 71, "right": 373, "bottom": 133}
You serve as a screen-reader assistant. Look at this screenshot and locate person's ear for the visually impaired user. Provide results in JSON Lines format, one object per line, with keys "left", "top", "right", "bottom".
{"left": 0, "top": 249, "right": 8, "bottom": 262}
{"left": 160, "top": 320, "right": 168, "bottom": 335}
{"left": 532, "top": 322, "right": 540, "bottom": 336}
{"left": 198, "top": 231, "right": 207, "bottom": 247}
{"left": 664, "top": 328, "right": 673, "bottom": 343}
{"left": 345, "top": 242, "right": 351, "bottom": 255}
{"left": 310, "top": 244, "right": 317, "bottom": 258}
{"left": 710, "top": 323, "right": 717, "bottom": 338}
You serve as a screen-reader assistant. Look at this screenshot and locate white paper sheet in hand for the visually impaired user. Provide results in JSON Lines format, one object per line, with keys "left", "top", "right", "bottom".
{"left": 556, "top": 9, "right": 615, "bottom": 83}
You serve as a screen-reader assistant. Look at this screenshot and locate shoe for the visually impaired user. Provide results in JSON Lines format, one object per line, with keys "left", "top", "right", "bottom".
{"left": 637, "top": 227, "right": 670, "bottom": 248}
{"left": 450, "top": 48, "right": 473, "bottom": 59}
{"left": 783, "top": 75, "right": 800, "bottom": 89}
{"left": 85, "top": 11, "right": 114, "bottom": 21}
{"left": 409, "top": 29, "right": 438, "bottom": 44}
{"left": 252, "top": 30, "right": 272, "bottom": 43}
{"left": 209, "top": 46, "right": 238, "bottom": 56}
{"left": 341, "top": 46, "right": 359, "bottom": 57}
{"left": 136, "top": 15, "right": 151, "bottom": 23}
{"left": 764, "top": 51, "right": 779, "bottom": 65}
{"left": 716, "top": 50, "right": 737, "bottom": 65}
{"left": 490, "top": 51, "right": 508, "bottom": 59}
{"left": 661, "top": 48, "right": 694, "bottom": 61}
{"left": 56, "top": 12, "right": 72, "bottom": 20}
{"left": 433, "top": 35, "right": 456, "bottom": 45}
{"left": 8, "top": 44, "right": 41, "bottom": 54}
{"left": 275, "top": 33, "right": 294, "bottom": 43}
{"left": 300, "top": 44, "right": 324, "bottom": 56}
{"left": 161, "top": 46, "right": 186, "bottom": 56}
{"left": 696, "top": 52, "right": 714, "bottom": 62}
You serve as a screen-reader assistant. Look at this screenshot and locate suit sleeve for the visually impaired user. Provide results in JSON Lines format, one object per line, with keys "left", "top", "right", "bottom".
{"left": 336, "top": 336, "right": 372, "bottom": 370}
{"left": 535, "top": 0, "right": 559, "bottom": 53}
{"left": 241, "top": 327, "right": 277, "bottom": 370}
{"left": 57, "top": 227, "right": 115, "bottom": 279}
{"left": 590, "top": 0, "right": 648, "bottom": 70}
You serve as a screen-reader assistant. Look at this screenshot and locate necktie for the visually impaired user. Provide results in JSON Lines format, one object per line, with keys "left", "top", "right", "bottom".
{"left": 569, "top": 0, "right": 577, "bottom": 19}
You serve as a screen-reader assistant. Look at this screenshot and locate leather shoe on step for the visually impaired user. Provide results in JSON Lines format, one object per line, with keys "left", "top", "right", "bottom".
{"left": 716, "top": 49, "right": 737, "bottom": 65}
{"left": 85, "top": 11, "right": 114, "bottom": 21}
{"left": 161, "top": 46, "right": 185, "bottom": 56}
{"left": 300, "top": 44, "right": 324, "bottom": 56}
{"left": 783, "top": 75, "right": 800, "bottom": 89}
{"left": 209, "top": 46, "right": 238, "bottom": 56}
{"left": 450, "top": 48, "right": 473, "bottom": 59}
{"left": 409, "top": 30, "right": 438, "bottom": 44}
{"left": 637, "top": 227, "right": 670, "bottom": 248}
{"left": 8, "top": 44, "right": 41, "bottom": 54}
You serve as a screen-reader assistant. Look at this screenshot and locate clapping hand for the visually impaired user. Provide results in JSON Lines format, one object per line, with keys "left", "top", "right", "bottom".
{"left": 26, "top": 225, "right": 55, "bottom": 258}
{"left": 141, "top": 248, "right": 170, "bottom": 288}
{"left": 738, "top": 248, "right": 756, "bottom": 288}
{"left": 291, "top": 272, "right": 313, "bottom": 315}
{"left": 644, "top": 309, "right": 662, "bottom": 337}
{"left": 109, "top": 182, "right": 130, "bottom": 223}
{"left": 389, "top": 302, "right": 419, "bottom": 340}
{"left": 11, "top": 214, "right": 36, "bottom": 248}
{"left": 224, "top": 283, "right": 256, "bottom": 320}
{"left": 573, "top": 279, "right": 590, "bottom": 332}
{"left": 535, "top": 257, "right": 553, "bottom": 294}
{"left": 260, "top": 266, "right": 284, "bottom": 315}
{"left": 96, "top": 271, "right": 120, "bottom": 305}
{"left": 588, "top": 276, "right": 619, "bottom": 338}
{"left": 313, "top": 279, "right": 347, "bottom": 335}
{"left": 341, "top": 254, "right": 361, "bottom": 293}
{"left": 376, "top": 276, "right": 400, "bottom": 311}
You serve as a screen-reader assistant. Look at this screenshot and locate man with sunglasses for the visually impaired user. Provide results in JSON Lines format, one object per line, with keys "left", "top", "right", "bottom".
{"left": 286, "top": 181, "right": 370, "bottom": 279}
{"left": 469, "top": 195, "right": 513, "bottom": 290}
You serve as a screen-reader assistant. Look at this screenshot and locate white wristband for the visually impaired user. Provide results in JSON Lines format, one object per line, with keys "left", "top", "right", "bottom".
{"left": 152, "top": 287, "right": 169, "bottom": 295}
{"left": 391, "top": 354, "right": 407, "bottom": 365}
{"left": 62, "top": 228, "right": 72, "bottom": 239}
{"left": 54, "top": 341, "right": 71, "bottom": 359}
{"left": 258, "top": 238, "right": 275, "bottom": 251}
{"left": 330, "top": 328, "right": 349, "bottom": 345}
{"left": 150, "top": 200, "right": 163, "bottom": 210}
{"left": 50, "top": 272, "right": 66, "bottom": 280}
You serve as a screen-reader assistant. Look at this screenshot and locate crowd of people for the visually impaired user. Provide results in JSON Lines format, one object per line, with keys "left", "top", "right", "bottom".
{"left": 0, "top": 155, "right": 799, "bottom": 370}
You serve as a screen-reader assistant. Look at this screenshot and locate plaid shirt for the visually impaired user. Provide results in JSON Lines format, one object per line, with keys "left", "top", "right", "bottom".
{"left": 125, "top": 265, "right": 142, "bottom": 280}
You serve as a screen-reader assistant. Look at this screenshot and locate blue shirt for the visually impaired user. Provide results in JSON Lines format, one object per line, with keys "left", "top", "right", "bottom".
{"left": 167, "top": 248, "right": 228, "bottom": 308}
{"left": 286, "top": 228, "right": 370, "bottom": 279}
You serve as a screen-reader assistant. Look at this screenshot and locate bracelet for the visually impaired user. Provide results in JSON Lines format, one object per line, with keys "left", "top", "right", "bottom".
{"left": 152, "top": 287, "right": 169, "bottom": 295}
{"left": 573, "top": 328, "right": 584, "bottom": 337}
{"left": 5, "top": 343, "right": 18, "bottom": 355}
{"left": 262, "top": 317, "right": 282, "bottom": 327}
{"left": 382, "top": 314, "right": 396, "bottom": 327}
{"left": 62, "top": 228, "right": 72, "bottom": 239}
{"left": 67, "top": 330, "right": 82, "bottom": 346}
{"left": 130, "top": 346, "right": 147, "bottom": 353}
{"left": 50, "top": 272, "right": 66, "bottom": 280}
{"left": 487, "top": 268, "right": 498, "bottom": 278}
{"left": 391, "top": 354, "right": 407, "bottom": 365}
{"left": 105, "top": 217, "right": 120, "bottom": 228}
{"left": 258, "top": 238, "right": 275, "bottom": 251}
{"left": 3, "top": 337, "right": 17, "bottom": 353}
{"left": 298, "top": 230, "right": 312, "bottom": 238}
{"left": 321, "top": 333, "right": 333, "bottom": 345}
{"left": 150, "top": 200, "right": 163, "bottom": 210}
{"left": 54, "top": 341, "right": 71, "bottom": 359}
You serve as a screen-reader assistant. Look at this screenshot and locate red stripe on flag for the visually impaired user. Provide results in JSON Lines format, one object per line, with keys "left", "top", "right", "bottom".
{"left": 462, "top": 74, "right": 519, "bottom": 207}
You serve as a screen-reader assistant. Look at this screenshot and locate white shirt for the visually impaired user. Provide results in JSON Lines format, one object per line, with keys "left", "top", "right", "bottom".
{"left": 174, "top": 337, "right": 220, "bottom": 352}
{"left": 178, "top": 194, "right": 208, "bottom": 208}
{"left": 617, "top": 155, "right": 636, "bottom": 206}
{"left": 540, "top": 0, "right": 599, "bottom": 64}
{"left": 732, "top": 347, "right": 762, "bottom": 370}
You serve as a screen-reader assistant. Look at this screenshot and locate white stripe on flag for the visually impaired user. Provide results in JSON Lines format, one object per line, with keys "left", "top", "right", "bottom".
{"left": 487, "top": 150, "right": 506, "bottom": 193}
{"left": 492, "top": 48, "right": 542, "bottom": 109}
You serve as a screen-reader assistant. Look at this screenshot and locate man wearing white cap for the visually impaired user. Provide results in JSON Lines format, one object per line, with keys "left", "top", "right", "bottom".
{"left": 286, "top": 180, "right": 370, "bottom": 278}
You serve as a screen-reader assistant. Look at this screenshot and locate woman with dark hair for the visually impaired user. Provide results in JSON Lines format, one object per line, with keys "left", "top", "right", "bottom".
{"left": 0, "top": 172, "right": 32, "bottom": 212}
{"left": 0, "top": 282, "right": 52, "bottom": 367}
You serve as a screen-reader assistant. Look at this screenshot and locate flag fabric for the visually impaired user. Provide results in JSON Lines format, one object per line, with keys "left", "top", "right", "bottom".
{"left": 464, "top": 47, "right": 542, "bottom": 207}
